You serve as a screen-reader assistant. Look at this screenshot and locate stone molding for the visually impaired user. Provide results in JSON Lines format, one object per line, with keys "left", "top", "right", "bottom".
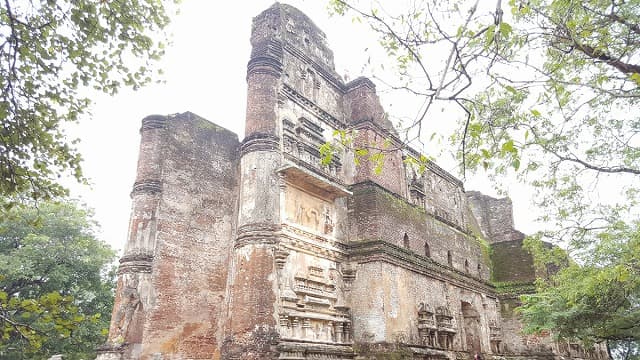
{"left": 344, "top": 77, "right": 377, "bottom": 92}
{"left": 281, "top": 84, "right": 345, "bottom": 129}
{"left": 235, "top": 222, "right": 282, "bottom": 248}
{"left": 95, "top": 343, "right": 125, "bottom": 359}
{"left": 280, "top": 224, "right": 348, "bottom": 261}
{"left": 277, "top": 340, "right": 355, "bottom": 359}
{"left": 248, "top": 39, "right": 284, "bottom": 78}
{"left": 240, "top": 133, "right": 280, "bottom": 155}
{"left": 130, "top": 179, "right": 162, "bottom": 197}
{"left": 140, "top": 114, "right": 168, "bottom": 132}
{"left": 348, "top": 240, "right": 495, "bottom": 294}
{"left": 117, "top": 253, "right": 153, "bottom": 274}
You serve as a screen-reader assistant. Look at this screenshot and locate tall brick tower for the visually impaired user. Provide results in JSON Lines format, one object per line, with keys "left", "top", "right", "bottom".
{"left": 221, "top": 4, "right": 285, "bottom": 359}
{"left": 222, "top": 4, "right": 356, "bottom": 358}
{"left": 97, "top": 111, "right": 240, "bottom": 360}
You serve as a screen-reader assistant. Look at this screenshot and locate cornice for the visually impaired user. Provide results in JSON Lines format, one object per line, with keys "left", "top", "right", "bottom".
{"left": 347, "top": 240, "right": 495, "bottom": 295}
{"left": 281, "top": 84, "right": 345, "bottom": 129}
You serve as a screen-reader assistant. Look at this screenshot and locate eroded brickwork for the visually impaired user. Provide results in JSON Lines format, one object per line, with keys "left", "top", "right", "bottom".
{"left": 98, "top": 3, "right": 608, "bottom": 360}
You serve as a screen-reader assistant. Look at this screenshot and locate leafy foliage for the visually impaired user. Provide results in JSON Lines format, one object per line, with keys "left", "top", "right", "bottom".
{"left": 0, "top": 200, "right": 116, "bottom": 359}
{"left": 0, "top": 0, "right": 175, "bottom": 206}
{"left": 521, "top": 222, "right": 639, "bottom": 346}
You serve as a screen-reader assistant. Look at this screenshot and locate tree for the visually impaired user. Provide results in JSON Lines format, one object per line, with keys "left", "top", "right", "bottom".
{"left": 0, "top": 0, "right": 175, "bottom": 207}
{"left": 0, "top": 200, "right": 116, "bottom": 359}
{"left": 521, "top": 222, "right": 639, "bottom": 358}
{"left": 328, "top": 0, "right": 639, "bottom": 356}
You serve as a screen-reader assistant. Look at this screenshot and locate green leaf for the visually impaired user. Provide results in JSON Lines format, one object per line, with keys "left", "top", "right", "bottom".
{"left": 484, "top": 24, "right": 496, "bottom": 47}
{"left": 501, "top": 139, "right": 515, "bottom": 153}
{"left": 499, "top": 22, "right": 512, "bottom": 38}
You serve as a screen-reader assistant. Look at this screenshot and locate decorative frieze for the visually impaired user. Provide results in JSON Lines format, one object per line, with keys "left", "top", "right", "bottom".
{"left": 281, "top": 84, "right": 344, "bottom": 130}
{"left": 278, "top": 264, "right": 352, "bottom": 347}
{"left": 435, "top": 306, "right": 456, "bottom": 350}
{"left": 282, "top": 116, "right": 342, "bottom": 180}
{"left": 415, "top": 303, "right": 456, "bottom": 350}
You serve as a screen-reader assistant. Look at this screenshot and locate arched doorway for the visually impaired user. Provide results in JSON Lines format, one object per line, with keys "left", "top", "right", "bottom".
{"left": 461, "top": 301, "right": 482, "bottom": 354}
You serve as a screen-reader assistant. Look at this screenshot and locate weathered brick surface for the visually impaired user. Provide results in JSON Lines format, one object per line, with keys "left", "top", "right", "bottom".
{"left": 245, "top": 72, "right": 280, "bottom": 137}
{"left": 351, "top": 127, "right": 407, "bottom": 196}
{"left": 98, "top": 4, "right": 608, "bottom": 360}
{"left": 223, "top": 245, "right": 279, "bottom": 359}
{"left": 144, "top": 113, "right": 239, "bottom": 359}
{"left": 467, "top": 191, "right": 525, "bottom": 243}
{"left": 348, "top": 182, "right": 488, "bottom": 280}
{"left": 491, "top": 240, "right": 536, "bottom": 283}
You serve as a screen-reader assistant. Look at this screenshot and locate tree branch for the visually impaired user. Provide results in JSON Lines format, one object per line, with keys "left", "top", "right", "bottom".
{"left": 572, "top": 41, "right": 640, "bottom": 75}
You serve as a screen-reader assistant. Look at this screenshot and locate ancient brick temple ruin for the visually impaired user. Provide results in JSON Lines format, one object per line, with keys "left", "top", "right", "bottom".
{"left": 97, "top": 4, "right": 609, "bottom": 360}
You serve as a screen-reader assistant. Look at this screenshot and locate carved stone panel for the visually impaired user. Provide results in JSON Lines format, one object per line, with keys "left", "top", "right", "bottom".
{"left": 276, "top": 252, "right": 351, "bottom": 346}
{"left": 285, "top": 184, "right": 336, "bottom": 236}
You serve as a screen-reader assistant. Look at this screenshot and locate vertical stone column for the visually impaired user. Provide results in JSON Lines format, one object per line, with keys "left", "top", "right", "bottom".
{"left": 344, "top": 322, "right": 352, "bottom": 343}
{"left": 302, "top": 318, "right": 311, "bottom": 339}
{"left": 98, "top": 115, "right": 166, "bottom": 359}
{"left": 292, "top": 317, "right": 301, "bottom": 339}
{"left": 222, "top": 6, "right": 284, "bottom": 360}
{"left": 334, "top": 322, "right": 344, "bottom": 343}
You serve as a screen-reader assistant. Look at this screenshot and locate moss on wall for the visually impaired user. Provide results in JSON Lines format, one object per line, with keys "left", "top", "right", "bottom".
{"left": 490, "top": 239, "right": 536, "bottom": 283}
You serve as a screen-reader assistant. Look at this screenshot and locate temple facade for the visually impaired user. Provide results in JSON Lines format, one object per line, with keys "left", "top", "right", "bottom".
{"left": 96, "top": 4, "right": 609, "bottom": 360}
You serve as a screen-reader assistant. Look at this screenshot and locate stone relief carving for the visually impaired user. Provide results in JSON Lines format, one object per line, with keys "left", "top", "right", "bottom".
{"left": 286, "top": 18, "right": 295, "bottom": 34}
{"left": 111, "top": 276, "right": 141, "bottom": 343}
{"left": 282, "top": 117, "right": 342, "bottom": 179}
{"left": 488, "top": 319, "right": 503, "bottom": 354}
{"left": 417, "top": 302, "right": 437, "bottom": 347}
{"left": 323, "top": 207, "right": 334, "bottom": 234}
{"left": 285, "top": 185, "right": 336, "bottom": 236}
{"left": 416, "top": 303, "right": 456, "bottom": 350}
{"left": 278, "top": 264, "right": 351, "bottom": 345}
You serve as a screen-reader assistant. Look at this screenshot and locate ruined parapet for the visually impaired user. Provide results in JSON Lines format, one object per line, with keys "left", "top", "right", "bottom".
{"left": 464, "top": 191, "right": 536, "bottom": 285}
{"left": 343, "top": 77, "right": 392, "bottom": 131}
{"left": 344, "top": 77, "right": 407, "bottom": 197}
{"left": 466, "top": 191, "right": 525, "bottom": 243}
{"left": 99, "top": 113, "right": 240, "bottom": 359}
{"left": 98, "top": 115, "right": 167, "bottom": 359}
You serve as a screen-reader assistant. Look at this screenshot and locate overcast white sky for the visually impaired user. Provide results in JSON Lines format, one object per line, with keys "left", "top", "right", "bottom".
{"left": 66, "top": 1, "right": 536, "bottom": 254}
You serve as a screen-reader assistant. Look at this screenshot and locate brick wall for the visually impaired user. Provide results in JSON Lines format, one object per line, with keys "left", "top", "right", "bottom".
{"left": 141, "top": 113, "right": 239, "bottom": 358}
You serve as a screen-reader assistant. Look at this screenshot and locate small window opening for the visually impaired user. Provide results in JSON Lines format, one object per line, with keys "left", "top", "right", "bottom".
{"left": 447, "top": 251, "right": 453, "bottom": 267}
{"left": 403, "top": 233, "right": 410, "bottom": 248}
{"left": 464, "top": 259, "right": 470, "bottom": 273}
{"left": 424, "top": 242, "right": 430, "bottom": 258}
